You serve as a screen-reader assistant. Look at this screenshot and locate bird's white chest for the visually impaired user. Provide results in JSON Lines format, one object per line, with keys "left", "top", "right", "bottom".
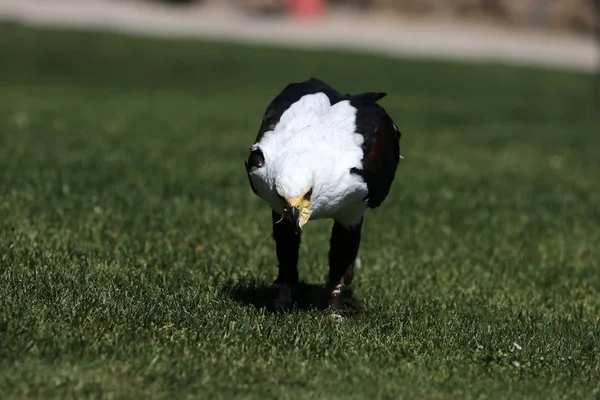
{"left": 308, "top": 164, "right": 368, "bottom": 224}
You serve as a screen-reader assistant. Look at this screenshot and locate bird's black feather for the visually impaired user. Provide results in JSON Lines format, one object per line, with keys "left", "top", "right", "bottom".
{"left": 348, "top": 92, "right": 401, "bottom": 208}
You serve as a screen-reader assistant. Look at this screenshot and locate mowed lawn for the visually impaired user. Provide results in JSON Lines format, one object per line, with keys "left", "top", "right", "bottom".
{"left": 0, "top": 23, "right": 599, "bottom": 399}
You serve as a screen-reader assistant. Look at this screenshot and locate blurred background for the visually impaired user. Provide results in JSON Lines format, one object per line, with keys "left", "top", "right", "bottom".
{"left": 209, "top": 0, "right": 598, "bottom": 34}
{"left": 2, "top": 0, "right": 598, "bottom": 75}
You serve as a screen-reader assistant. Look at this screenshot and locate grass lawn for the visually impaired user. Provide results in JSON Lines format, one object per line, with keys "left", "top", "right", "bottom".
{"left": 0, "top": 22, "right": 599, "bottom": 399}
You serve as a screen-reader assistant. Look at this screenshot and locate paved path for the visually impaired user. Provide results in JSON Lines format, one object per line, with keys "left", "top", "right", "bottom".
{"left": 1, "top": 0, "right": 597, "bottom": 72}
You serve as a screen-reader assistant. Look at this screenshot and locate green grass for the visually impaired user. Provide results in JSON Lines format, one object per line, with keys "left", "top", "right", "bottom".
{"left": 1, "top": 22, "right": 599, "bottom": 399}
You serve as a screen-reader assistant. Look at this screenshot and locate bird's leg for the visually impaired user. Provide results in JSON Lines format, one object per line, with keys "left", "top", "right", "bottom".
{"left": 271, "top": 210, "right": 301, "bottom": 311}
{"left": 327, "top": 219, "right": 362, "bottom": 311}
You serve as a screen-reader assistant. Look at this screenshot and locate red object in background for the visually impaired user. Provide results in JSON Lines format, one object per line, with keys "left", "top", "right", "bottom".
{"left": 287, "top": 0, "right": 325, "bottom": 19}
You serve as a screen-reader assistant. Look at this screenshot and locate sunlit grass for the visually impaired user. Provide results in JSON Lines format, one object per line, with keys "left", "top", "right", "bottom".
{"left": 0, "top": 23, "right": 599, "bottom": 399}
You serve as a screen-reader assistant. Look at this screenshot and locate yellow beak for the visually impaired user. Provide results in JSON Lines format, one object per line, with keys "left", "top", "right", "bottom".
{"left": 281, "top": 192, "right": 312, "bottom": 231}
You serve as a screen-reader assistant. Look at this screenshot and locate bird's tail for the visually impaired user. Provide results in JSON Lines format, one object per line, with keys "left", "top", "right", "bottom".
{"left": 345, "top": 92, "right": 387, "bottom": 103}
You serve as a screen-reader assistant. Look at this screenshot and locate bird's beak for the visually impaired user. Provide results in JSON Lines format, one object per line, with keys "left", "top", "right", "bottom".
{"left": 289, "top": 206, "right": 301, "bottom": 233}
{"left": 283, "top": 195, "right": 312, "bottom": 232}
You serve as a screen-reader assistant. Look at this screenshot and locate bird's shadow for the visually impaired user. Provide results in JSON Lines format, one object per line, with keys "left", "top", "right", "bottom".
{"left": 223, "top": 280, "right": 364, "bottom": 315}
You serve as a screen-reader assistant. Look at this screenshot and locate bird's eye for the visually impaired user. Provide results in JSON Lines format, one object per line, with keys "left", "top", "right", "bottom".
{"left": 248, "top": 148, "right": 265, "bottom": 169}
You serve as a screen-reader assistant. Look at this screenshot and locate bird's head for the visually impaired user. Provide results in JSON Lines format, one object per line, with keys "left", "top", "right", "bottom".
{"left": 272, "top": 150, "right": 317, "bottom": 231}
{"left": 246, "top": 145, "right": 320, "bottom": 232}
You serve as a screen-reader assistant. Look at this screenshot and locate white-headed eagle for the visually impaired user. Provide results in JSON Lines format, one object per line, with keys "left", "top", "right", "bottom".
{"left": 245, "top": 78, "right": 402, "bottom": 311}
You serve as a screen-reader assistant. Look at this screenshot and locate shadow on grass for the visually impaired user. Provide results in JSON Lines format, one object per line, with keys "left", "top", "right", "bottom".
{"left": 223, "top": 280, "right": 364, "bottom": 316}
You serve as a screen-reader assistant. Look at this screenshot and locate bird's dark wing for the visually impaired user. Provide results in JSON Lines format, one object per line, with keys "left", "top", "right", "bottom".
{"left": 349, "top": 93, "right": 401, "bottom": 209}
{"left": 253, "top": 77, "right": 346, "bottom": 143}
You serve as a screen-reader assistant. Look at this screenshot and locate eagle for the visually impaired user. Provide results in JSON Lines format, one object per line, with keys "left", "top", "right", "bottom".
{"left": 245, "top": 78, "right": 402, "bottom": 311}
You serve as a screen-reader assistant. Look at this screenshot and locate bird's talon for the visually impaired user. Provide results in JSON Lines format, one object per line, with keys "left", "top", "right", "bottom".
{"left": 329, "top": 313, "right": 345, "bottom": 322}
{"left": 327, "top": 283, "right": 347, "bottom": 312}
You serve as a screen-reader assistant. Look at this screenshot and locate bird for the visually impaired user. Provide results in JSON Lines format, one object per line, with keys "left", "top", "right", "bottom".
{"left": 245, "top": 77, "right": 402, "bottom": 311}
